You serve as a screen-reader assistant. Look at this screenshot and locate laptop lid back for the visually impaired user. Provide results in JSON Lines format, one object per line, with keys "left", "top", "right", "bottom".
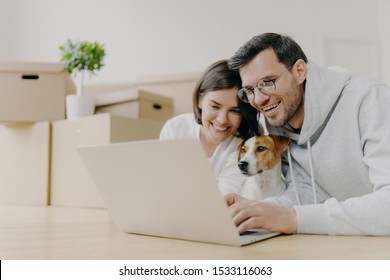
{"left": 78, "top": 139, "right": 243, "bottom": 246}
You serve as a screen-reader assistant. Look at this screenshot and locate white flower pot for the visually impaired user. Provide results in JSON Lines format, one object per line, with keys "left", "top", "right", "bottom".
{"left": 66, "top": 94, "right": 95, "bottom": 119}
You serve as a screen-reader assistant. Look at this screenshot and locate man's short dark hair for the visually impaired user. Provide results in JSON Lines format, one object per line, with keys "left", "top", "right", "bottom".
{"left": 228, "top": 33, "right": 308, "bottom": 71}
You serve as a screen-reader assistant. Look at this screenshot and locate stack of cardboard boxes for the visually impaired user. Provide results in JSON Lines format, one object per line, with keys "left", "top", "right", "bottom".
{"left": 0, "top": 62, "right": 174, "bottom": 208}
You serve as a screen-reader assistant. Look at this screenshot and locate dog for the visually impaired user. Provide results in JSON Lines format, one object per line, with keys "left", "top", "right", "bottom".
{"left": 237, "top": 135, "right": 290, "bottom": 200}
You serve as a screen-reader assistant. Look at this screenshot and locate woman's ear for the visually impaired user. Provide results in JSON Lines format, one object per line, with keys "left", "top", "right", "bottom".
{"left": 198, "top": 97, "right": 203, "bottom": 110}
{"left": 293, "top": 59, "right": 307, "bottom": 84}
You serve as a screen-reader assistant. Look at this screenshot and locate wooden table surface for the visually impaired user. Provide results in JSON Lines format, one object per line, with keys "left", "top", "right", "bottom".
{"left": 1, "top": 205, "right": 389, "bottom": 260}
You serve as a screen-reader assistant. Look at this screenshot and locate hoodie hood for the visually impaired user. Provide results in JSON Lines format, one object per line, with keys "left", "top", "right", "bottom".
{"left": 267, "top": 61, "right": 352, "bottom": 205}
{"left": 267, "top": 61, "right": 352, "bottom": 145}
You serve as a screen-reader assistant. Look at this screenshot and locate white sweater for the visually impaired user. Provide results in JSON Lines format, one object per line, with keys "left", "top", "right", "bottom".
{"left": 159, "top": 113, "right": 246, "bottom": 196}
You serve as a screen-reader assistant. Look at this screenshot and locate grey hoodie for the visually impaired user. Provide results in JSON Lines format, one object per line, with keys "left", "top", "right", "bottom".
{"left": 264, "top": 61, "right": 390, "bottom": 235}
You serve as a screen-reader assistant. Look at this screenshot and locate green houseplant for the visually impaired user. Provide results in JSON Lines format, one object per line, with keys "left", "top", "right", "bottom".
{"left": 59, "top": 39, "right": 106, "bottom": 119}
{"left": 59, "top": 39, "right": 105, "bottom": 95}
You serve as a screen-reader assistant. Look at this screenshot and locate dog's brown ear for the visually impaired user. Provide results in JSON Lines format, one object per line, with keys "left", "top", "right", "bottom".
{"left": 270, "top": 135, "right": 291, "bottom": 155}
{"left": 237, "top": 140, "right": 247, "bottom": 162}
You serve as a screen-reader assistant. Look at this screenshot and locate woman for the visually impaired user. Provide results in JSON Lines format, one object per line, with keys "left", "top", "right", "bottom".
{"left": 159, "top": 59, "right": 262, "bottom": 196}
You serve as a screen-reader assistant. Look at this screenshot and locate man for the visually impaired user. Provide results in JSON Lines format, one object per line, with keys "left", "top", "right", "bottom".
{"left": 226, "top": 33, "right": 390, "bottom": 235}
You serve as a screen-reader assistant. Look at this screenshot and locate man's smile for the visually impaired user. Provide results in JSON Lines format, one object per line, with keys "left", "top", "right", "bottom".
{"left": 260, "top": 101, "right": 281, "bottom": 112}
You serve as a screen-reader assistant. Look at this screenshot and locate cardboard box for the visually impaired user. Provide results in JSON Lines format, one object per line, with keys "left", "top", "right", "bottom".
{"left": 50, "top": 113, "right": 165, "bottom": 208}
{"left": 84, "top": 73, "right": 200, "bottom": 116}
{"left": 136, "top": 73, "right": 199, "bottom": 116}
{"left": 0, "top": 121, "right": 50, "bottom": 205}
{"left": 0, "top": 61, "right": 75, "bottom": 122}
{"left": 94, "top": 88, "right": 173, "bottom": 121}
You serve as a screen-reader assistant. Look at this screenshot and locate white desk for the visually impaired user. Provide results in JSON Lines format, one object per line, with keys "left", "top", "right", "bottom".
{"left": 1, "top": 205, "right": 389, "bottom": 260}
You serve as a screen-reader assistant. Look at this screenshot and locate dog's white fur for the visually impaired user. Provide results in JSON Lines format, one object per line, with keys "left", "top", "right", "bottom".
{"left": 237, "top": 135, "right": 290, "bottom": 200}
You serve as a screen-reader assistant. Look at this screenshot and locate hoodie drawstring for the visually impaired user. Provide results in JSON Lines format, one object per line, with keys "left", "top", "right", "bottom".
{"left": 307, "top": 139, "right": 317, "bottom": 204}
{"left": 287, "top": 146, "right": 301, "bottom": 205}
{"left": 287, "top": 139, "right": 317, "bottom": 205}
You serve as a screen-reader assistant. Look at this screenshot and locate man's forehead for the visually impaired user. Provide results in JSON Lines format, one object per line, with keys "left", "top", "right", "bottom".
{"left": 239, "top": 49, "right": 280, "bottom": 85}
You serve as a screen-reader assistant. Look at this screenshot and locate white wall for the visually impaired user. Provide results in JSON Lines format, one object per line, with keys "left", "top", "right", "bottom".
{"left": 0, "top": 0, "right": 385, "bottom": 85}
{"left": 0, "top": 0, "right": 17, "bottom": 58}
{"left": 376, "top": 0, "right": 390, "bottom": 86}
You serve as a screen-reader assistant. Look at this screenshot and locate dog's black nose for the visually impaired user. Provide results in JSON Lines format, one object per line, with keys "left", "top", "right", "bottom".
{"left": 238, "top": 161, "right": 248, "bottom": 172}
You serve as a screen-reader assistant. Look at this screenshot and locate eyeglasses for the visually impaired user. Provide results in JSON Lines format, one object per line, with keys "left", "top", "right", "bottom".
{"left": 238, "top": 64, "right": 293, "bottom": 103}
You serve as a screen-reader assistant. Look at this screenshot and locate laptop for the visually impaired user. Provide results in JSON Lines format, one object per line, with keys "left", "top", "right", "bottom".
{"left": 78, "top": 139, "right": 280, "bottom": 246}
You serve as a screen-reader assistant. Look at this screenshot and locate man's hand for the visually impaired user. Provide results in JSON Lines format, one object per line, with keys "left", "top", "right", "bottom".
{"left": 225, "top": 193, "right": 247, "bottom": 206}
{"left": 224, "top": 193, "right": 298, "bottom": 234}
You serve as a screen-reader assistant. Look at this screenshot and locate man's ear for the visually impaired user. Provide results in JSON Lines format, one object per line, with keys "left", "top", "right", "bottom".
{"left": 293, "top": 59, "right": 307, "bottom": 85}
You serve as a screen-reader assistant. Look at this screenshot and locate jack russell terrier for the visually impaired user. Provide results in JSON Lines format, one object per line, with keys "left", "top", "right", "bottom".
{"left": 237, "top": 135, "right": 290, "bottom": 200}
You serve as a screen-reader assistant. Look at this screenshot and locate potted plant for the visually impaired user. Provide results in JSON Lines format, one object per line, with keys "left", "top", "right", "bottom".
{"left": 59, "top": 39, "right": 106, "bottom": 119}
